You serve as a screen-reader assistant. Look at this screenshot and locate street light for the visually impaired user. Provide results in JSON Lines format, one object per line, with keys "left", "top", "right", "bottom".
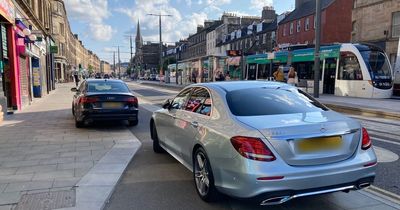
{"left": 147, "top": 13, "right": 172, "bottom": 81}
{"left": 314, "top": 0, "right": 322, "bottom": 98}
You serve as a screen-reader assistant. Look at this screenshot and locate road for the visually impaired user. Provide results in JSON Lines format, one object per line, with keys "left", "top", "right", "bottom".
{"left": 104, "top": 82, "right": 400, "bottom": 210}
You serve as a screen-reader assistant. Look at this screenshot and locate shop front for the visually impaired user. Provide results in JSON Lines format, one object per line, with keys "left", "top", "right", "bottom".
{"left": 0, "top": 0, "right": 17, "bottom": 116}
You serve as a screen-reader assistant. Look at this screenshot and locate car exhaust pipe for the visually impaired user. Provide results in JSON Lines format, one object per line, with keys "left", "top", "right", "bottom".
{"left": 358, "top": 182, "right": 371, "bottom": 189}
{"left": 260, "top": 196, "right": 291, "bottom": 205}
{"left": 260, "top": 185, "right": 357, "bottom": 206}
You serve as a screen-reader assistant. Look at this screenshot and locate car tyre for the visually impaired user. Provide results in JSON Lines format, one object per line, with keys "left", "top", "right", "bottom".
{"left": 75, "top": 116, "right": 84, "bottom": 128}
{"left": 72, "top": 105, "right": 75, "bottom": 116}
{"left": 128, "top": 119, "right": 139, "bottom": 126}
{"left": 151, "top": 122, "right": 165, "bottom": 153}
{"left": 193, "top": 147, "right": 220, "bottom": 202}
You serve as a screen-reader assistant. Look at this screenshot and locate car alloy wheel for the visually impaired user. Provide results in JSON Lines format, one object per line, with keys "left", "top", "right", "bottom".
{"left": 193, "top": 148, "right": 219, "bottom": 201}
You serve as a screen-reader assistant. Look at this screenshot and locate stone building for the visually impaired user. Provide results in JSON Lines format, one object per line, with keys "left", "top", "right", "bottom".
{"left": 352, "top": 0, "right": 400, "bottom": 66}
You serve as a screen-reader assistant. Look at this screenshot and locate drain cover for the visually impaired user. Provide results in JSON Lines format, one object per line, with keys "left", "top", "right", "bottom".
{"left": 15, "top": 190, "right": 75, "bottom": 210}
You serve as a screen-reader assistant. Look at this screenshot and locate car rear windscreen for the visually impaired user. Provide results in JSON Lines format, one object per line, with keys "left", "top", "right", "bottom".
{"left": 88, "top": 81, "right": 130, "bottom": 93}
{"left": 226, "top": 88, "right": 328, "bottom": 116}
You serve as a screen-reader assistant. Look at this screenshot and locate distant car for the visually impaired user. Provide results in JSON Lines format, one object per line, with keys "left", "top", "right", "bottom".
{"left": 103, "top": 74, "right": 110, "bottom": 79}
{"left": 149, "top": 74, "right": 157, "bottom": 81}
{"left": 155, "top": 75, "right": 160, "bottom": 81}
{"left": 71, "top": 79, "right": 139, "bottom": 128}
{"left": 150, "top": 81, "right": 376, "bottom": 205}
{"left": 95, "top": 73, "right": 102, "bottom": 79}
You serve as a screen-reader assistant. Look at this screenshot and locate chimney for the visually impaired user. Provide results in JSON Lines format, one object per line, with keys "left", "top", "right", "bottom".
{"left": 262, "top": 6, "right": 276, "bottom": 23}
{"left": 197, "top": 25, "right": 204, "bottom": 32}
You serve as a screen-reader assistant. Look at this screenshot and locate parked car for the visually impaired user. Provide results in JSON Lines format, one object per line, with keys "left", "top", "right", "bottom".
{"left": 150, "top": 81, "right": 376, "bottom": 205}
{"left": 149, "top": 74, "right": 157, "bottom": 81}
{"left": 103, "top": 74, "right": 110, "bottom": 79}
{"left": 155, "top": 75, "right": 160, "bottom": 81}
{"left": 71, "top": 79, "right": 139, "bottom": 128}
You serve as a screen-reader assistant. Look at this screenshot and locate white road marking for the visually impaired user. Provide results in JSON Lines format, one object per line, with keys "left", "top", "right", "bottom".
{"left": 374, "top": 146, "right": 399, "bottom": 163}
{"left": 373, "top": 137, "right": 400, "bottom": 146}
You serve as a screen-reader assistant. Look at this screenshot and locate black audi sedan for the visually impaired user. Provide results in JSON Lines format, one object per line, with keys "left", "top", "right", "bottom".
{"left": 71, "top": 79, "right": 138, "bottom": 128}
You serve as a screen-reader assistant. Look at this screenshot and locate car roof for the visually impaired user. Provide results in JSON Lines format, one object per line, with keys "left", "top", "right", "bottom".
{"left": 86, "top": 79, "right": 122, "bottom": 83}
{"left": 193, "top": 81, "right": 294, "bottom": 92}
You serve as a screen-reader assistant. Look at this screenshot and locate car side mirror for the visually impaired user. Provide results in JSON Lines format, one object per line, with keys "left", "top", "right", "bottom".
{"left": 71, "top": 87, "right": 78, "bottom": 92}
{"left": 162, "top": 99, "right": 171, "bottom": 109}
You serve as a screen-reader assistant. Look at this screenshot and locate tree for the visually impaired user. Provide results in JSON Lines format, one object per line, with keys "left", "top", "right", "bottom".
{"left": 88, "top": 65, "right": 94, "bottom": 75}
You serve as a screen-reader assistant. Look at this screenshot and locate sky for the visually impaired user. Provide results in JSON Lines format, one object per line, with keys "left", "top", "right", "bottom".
{"left": 64, "top": 0, "right": 295, "bottom": 63}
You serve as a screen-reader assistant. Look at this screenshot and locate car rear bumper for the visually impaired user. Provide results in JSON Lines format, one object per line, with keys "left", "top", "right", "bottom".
{"left": 213, "top": 147, "right": 377, "bottom": 200}
{"left": 78, "top": 109, "right": 138, "bottom": 121}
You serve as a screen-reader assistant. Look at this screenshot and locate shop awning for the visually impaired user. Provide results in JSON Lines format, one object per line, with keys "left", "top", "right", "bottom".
{"left": 246, "top": 51, "right": 289, "bottom": 64}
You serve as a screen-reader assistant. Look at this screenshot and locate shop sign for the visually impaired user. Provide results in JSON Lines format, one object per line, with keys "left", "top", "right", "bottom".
{"left": 0, "top": 0, "right": 15, "bottom": 24}
{"left": 1, "top": 24, "right": 7, "bottom": 59}
{"left": 226, "top": 50, "right": 242, "bottom": 56}
{"left": 50, "top": 46, "right": 58, "bottom": 54}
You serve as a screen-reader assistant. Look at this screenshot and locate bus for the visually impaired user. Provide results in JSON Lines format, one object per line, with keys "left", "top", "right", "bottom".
{"left": 246, "top": 43, "right": 394, "bottom": 98}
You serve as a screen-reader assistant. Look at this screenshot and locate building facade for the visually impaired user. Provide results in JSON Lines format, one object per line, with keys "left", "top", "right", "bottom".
{"left": 277, "top": 0, "right": 352, "bottom": 46}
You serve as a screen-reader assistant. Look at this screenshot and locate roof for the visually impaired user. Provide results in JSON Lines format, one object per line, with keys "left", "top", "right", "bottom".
{"left": 86, "top": 79, "right": 123, "bottom": 83}
{"left": 279, "top": 0, "right": 335, "bottom": 24}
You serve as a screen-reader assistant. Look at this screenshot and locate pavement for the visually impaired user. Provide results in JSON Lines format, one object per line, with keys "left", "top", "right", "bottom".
{"left": 0, "top": 83, "right": 141, "bottom": 210}
{"left": 135, "top": 80, "right": 400, "bottom": 119}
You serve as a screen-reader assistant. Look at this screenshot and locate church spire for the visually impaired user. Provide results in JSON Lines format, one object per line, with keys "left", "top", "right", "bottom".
{"left": 135, "top": 20, "right": 143, "bottom": 43}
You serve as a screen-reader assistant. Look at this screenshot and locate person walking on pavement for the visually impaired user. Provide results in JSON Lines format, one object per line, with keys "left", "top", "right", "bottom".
{"left": 273, "top": 67, "right": 285, "bottom": 82}
{"left": 287, "top": 67, "right": 298, "bottom": 86}
{"left": 73, "top": 70, "right": 80, "bottom": 87}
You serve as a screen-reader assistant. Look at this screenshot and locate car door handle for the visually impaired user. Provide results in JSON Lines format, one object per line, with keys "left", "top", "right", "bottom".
{"left": 191, "top": 121, "right": 199, "bottom": 128}
{"left": 172, "top": 115, "right": 177, "bottom": 119}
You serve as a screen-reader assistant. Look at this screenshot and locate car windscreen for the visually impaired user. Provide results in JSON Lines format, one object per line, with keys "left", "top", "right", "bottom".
{"left": 87, "top": 81, "right": 130, "bottom": 93}
{"left": 226, "top": 87, "right": 328, "bottom": 116}
{"left": 359, "top": 50, "right": 392, "bottom": 80}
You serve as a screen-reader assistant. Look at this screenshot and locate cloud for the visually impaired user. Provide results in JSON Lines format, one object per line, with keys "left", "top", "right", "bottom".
{"left": 116, "top": 0, "right": 208, "bottom": 45}
{"left": 64, "top": 0, "right": 114, "bottom": 41}
{"left": 250, "top": 0, "right": 273, "bottom": 11}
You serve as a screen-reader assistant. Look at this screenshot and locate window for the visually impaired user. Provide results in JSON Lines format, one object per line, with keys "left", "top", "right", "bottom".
{"left": 314, "top": 15, "right": 316, "bottom": 29}
{"left": 87, "top": 81, "right": 130, "bottom": 93}
{"left": 297, "top": 20, "right": 301, "bottom": 32}
{"left": 392, "top": 12, "right": 400, "bottom": 37}
{"left": 352, "top": 21, "right": 356, "bottom": 33}
{"left": 60, "top": 23, "right": 64, "bottom": 35}
{"left": 305, "top": 18, "right": 310, "bottom": 31}
{"left": 338, "top": 52, "right": 363, "bottom": 80}
{"left": 263, "top": 34, "right": 267, "bottom": 44}
{"left": 185, "top": 88, "right": 212, "bottom": 116}
{"left": 226, "top": 88, "right": 328, "bottom": 116}
{"left": 171, "top": 88, "right": 192, "bottom": 109}
{"left": 290, "top": 22, "right": 294, "bottom": 34}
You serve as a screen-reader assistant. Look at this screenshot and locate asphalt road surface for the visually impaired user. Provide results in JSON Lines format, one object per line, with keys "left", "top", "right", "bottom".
{"left": 103, "top": 82, "right": 400, "bottom": 210}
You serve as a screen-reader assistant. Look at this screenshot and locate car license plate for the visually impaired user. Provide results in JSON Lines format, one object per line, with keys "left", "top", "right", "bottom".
{"left": 102, "top": 102, "right": 123, "bottom": 109}
{"left": 297, "top": 136, "right": 342, "bottom": 152}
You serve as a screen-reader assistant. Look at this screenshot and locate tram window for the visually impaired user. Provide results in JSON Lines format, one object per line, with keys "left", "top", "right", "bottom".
{"left": 338, "top": 52, "right": 363, "bottom": 80}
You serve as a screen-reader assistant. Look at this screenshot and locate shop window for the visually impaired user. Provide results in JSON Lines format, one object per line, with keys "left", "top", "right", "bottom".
{"left": 338, "top": 52, "right": 363, "bottom": 80}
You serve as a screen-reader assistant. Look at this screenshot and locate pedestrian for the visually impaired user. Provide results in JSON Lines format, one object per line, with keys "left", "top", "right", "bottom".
{"left": 218, "top": 71, "right": 225, "bottom": 81}
{"left": 73, "top": 71, "right": 80, "bottom": 87}
{"left": 215, "top": 71, "right": 221, "bottom": 81}
{"left": 225, "top": 71, "right": 231, "bottom": 81}
{"left": 273, "top": 67, "right": 285, "bottom": 82}
{"left": 287, "top": 67, "right": 298, "bottom": 86}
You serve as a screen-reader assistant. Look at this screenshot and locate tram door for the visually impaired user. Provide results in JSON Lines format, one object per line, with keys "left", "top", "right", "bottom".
{"left": 323, "top": 58, "right": 337, "bottom": 94}
{"left": 247, "top": 64, "right": 257, "bottom": 80}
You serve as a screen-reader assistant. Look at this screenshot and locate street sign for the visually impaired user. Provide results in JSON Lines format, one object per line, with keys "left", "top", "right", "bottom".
{"left": 226, "top": 50, "right": 243, "bottom": 56}
{"left": 50, "top": 46, "right": 58, "bottom": 54}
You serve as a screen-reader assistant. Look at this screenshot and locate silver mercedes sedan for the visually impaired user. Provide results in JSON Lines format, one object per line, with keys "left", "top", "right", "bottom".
{"left": 150, "top": 81, "right": 377, "bottom": 205}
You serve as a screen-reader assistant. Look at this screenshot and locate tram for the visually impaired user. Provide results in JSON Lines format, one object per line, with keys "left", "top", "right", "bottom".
{"left": 246, "top": 43, "right": 394, "bottom": 98}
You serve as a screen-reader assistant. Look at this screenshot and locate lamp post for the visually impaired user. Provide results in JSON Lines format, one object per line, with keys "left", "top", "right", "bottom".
{"left": 314, "top": 0, "right": 322, "bottom": 98}
{"left": 147, "top": 13, "right": 172, "bottom": 80}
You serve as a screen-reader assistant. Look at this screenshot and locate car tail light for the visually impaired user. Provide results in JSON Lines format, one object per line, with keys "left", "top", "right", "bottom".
{"left": 79, "top": 97, "right": 98, "bottom": 104}
{"left": 361, "top": 127, "right": 372, "bottom": 150}
{"left": 125, "top": 97, "right": 138, "bottom": 107}
{"left": 230, "top": 136, "right": 276, "bottom": 161}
